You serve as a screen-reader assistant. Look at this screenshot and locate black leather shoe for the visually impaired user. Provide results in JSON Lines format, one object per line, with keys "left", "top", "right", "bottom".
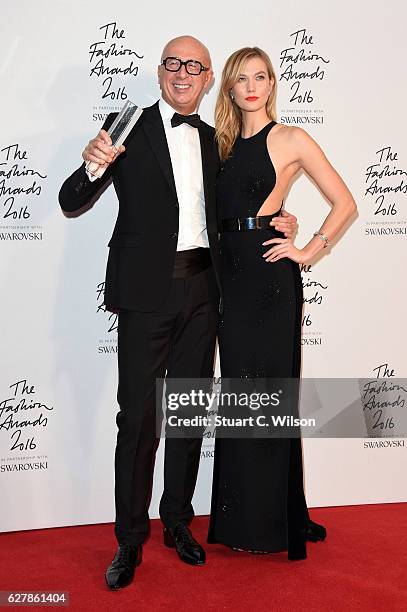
{"left": 163, "top": 523, "right": 206, "bottom": 565}
{"left": 105, "top": 544, "right": 142, "bottom": 590}
{"left": 304, "top": 519, "right": 327, "bottom": 542}
{"left": 288, "top": 533, "right": 307, "bottom": 561}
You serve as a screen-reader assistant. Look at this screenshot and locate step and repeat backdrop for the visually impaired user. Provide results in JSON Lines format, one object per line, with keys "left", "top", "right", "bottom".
{"left": 1, "top": 0, "right": 406, "bottom": 532}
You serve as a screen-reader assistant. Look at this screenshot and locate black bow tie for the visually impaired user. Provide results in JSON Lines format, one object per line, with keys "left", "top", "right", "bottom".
{"left": 171, "top": 112, "right": 201, "bottom": 129}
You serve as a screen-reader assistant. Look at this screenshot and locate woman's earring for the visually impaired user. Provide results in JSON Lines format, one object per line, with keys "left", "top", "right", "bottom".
{"left": 230, "top": 91, "right": 234, "bottom": 101}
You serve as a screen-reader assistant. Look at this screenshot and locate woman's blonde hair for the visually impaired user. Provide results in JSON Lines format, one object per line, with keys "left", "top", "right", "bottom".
{"left": 215, "top": 47, "right": 277, "bottom": 161}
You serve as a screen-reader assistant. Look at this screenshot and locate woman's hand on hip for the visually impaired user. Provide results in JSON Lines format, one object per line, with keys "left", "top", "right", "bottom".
{"left": 261, "top": 237, "right": 310, "bottom": 264}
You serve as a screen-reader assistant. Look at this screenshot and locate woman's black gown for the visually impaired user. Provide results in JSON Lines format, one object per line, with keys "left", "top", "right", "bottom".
{"left": 208, "top": 122, "right": 308, "bottom": 554}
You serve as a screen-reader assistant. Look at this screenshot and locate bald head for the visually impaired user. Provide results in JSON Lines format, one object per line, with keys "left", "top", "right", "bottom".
{"left": 158, "top": 34, "right": 213, "bottom": 115}
{"left": 161, "top": 35, "right": 211, "bottom": 67}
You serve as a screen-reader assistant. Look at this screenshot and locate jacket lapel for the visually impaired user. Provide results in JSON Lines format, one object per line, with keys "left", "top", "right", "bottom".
{"left": 142, "top": 103, "right": 218, "bottom": 217}
{"left": 141, "top": 102, "right": 178, "bottom": 201}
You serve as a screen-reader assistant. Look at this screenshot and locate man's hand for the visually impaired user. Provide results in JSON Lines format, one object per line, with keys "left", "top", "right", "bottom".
{"left": 82, "top": 129, "right": 125, "bottom": 168}
{"left": 269, "top": 210, "right": 298, "bottom": 240}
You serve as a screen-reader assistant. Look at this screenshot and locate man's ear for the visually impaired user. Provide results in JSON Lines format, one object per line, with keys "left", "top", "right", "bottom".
{"left": 205, "top": 68, "right": 214, "bottom": 90}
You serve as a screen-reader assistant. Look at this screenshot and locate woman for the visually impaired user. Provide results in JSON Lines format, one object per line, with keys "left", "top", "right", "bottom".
{"left": 208, "top": 47, "right": 356, "bottom": 559}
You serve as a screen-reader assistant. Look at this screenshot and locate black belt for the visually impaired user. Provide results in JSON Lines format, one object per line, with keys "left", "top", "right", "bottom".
{"left": 173, "top": 248, "right": 212, "bottom": 278}
{"left": 221, "top": 215, "right": 276, "bottom": 232}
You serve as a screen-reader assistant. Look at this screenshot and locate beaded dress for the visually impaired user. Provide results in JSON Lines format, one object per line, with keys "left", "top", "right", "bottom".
{"left": 208, "top": 122, "right": 308, "bottom": 552}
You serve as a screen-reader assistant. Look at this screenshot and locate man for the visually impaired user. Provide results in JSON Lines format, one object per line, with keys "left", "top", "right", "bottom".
{"left": 59, "top": 35, "right": 316, "bottom": 590}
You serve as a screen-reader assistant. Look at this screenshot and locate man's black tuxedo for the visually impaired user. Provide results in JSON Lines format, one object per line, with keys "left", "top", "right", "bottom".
{"left": 59, "top": 101, "right": 221, "bottom": 311}
{"left": 59, "top": 101, "right": 221, "bottom": 547}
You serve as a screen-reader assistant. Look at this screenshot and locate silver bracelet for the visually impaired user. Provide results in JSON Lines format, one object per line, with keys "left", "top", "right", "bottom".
{"left": 313, "top": 231, "right": 331, "bottom": 248}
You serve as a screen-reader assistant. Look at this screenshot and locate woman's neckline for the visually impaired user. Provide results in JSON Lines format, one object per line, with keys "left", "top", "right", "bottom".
{"left": 239, "top": 121, "right": 275, "bottom": 141}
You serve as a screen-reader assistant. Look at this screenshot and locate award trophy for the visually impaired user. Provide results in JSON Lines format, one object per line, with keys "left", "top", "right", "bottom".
{"left": 85, "top": 100, "right": 143, "bottom": 178}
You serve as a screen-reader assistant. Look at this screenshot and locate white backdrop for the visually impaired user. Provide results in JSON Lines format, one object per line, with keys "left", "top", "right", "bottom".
{"left": 1, "top": 0, "right": 406, "bottom": 532}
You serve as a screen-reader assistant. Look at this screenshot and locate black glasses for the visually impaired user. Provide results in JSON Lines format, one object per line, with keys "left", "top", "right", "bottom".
{"left": 161, "top": 57, "right": 209, "bottom": 76}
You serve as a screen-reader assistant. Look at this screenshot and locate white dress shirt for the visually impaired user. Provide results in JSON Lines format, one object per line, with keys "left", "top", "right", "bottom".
{"left": 86, "top": 98, "right": 209, "bottom": 251}
{"left": 158, "top": 98, "right": 208, "bottom": 251}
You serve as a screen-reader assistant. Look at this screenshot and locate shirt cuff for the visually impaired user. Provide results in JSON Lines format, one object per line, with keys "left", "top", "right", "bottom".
{"left": 85, "top": 167, "right": 98, "bottom": 182}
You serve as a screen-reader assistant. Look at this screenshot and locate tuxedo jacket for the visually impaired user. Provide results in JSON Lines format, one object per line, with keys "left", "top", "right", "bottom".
{"left": 59, "top": 101, "right": 221, "bottom": 312}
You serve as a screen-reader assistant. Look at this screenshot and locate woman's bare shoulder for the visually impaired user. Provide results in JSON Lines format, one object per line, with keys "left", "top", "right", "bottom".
{"left": 272, "top": 123, "right": 311, "bottom": 143}
{"left": 271, "top": 124, "right": 320, "bottom": 160}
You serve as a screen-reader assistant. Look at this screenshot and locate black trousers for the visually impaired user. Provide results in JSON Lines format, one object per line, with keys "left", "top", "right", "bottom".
{"left": 114, "top": 264, "right": 218, "bottom": 546}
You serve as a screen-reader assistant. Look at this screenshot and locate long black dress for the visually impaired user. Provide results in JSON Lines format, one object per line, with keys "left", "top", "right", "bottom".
{"left": 208, "top": 121, "right": 308, "bottom": 555}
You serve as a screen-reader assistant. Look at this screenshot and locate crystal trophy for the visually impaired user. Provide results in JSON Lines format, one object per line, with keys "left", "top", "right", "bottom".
{"left": 86, "top": 100, "right": 143, "bottom": 178}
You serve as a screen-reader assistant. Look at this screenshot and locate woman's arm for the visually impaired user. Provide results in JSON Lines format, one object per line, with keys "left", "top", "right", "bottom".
{"left": 263, "top": 127, "right": 357, "bottom": 263}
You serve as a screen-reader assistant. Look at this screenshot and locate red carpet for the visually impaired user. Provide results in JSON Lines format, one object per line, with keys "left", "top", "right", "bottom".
{"left": 0, "top": 504, "right": 406, "bottom": 611}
